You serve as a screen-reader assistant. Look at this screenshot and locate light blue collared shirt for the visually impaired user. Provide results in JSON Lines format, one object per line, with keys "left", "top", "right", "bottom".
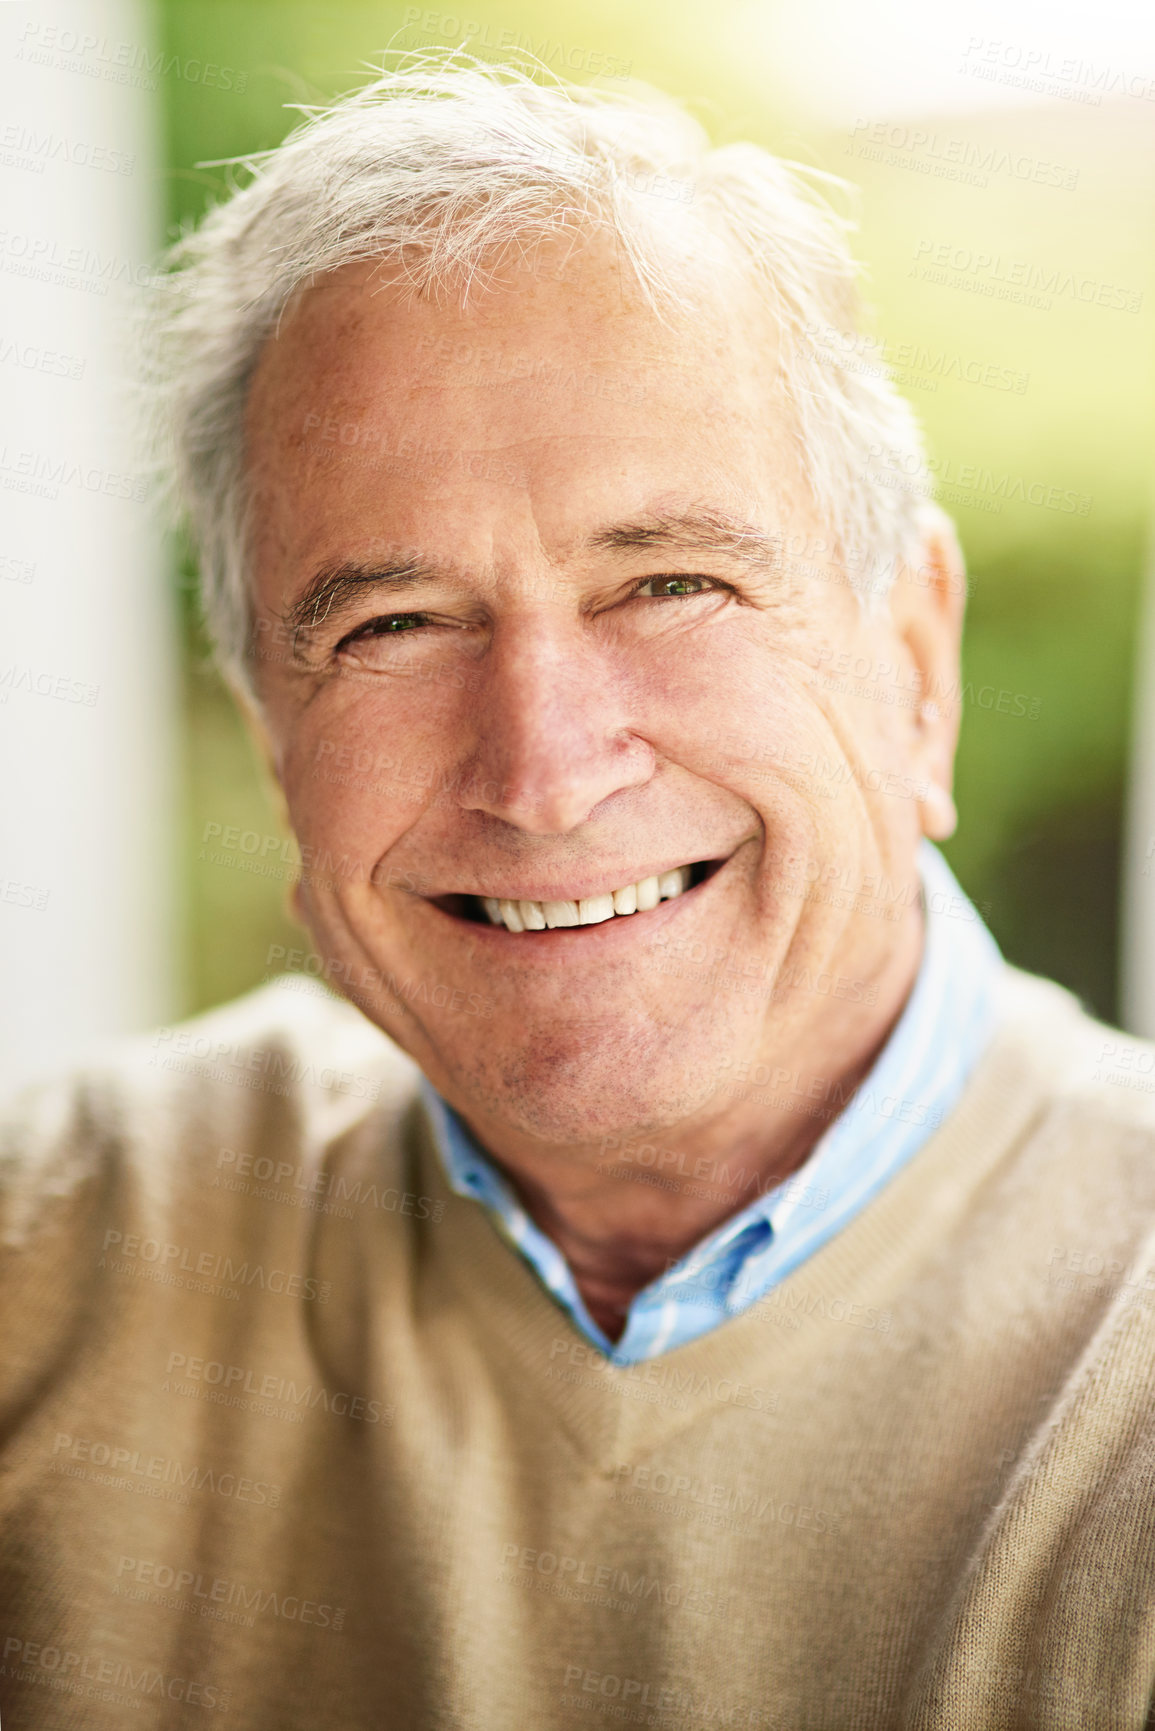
{"left": 421, "top": 843, "right": 1003, "bottom": 1364}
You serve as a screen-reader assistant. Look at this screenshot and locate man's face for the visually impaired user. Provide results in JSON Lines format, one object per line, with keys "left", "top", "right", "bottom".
{"left": 244, "top": 242, "right": 960, "bottom": 1148}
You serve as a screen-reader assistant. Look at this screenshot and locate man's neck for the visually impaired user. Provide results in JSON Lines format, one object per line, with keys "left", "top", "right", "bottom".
{"left": 445, "top": 904, "right": 925, "bottom": 1342}
{"left": 508, "top": 1032, "right": 887, "bottom": 1342}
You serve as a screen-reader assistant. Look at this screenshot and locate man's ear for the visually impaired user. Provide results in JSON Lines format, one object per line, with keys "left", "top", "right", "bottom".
{"left": 888, "top": 505, "right": 967, "bottom": 841}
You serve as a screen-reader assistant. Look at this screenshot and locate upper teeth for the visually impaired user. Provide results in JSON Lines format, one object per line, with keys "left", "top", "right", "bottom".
{"left": 482, "top": 866, "right": 693, "bottom": 931}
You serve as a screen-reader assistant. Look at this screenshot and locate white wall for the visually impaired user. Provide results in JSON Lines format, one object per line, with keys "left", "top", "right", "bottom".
{"left": 0, "top": 0, "right": 178, "bottom": 1087}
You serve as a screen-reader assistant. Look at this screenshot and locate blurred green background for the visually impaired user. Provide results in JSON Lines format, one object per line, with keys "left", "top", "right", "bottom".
{"left": 159, "top": 0, "right": 1154, "bottom": 1023}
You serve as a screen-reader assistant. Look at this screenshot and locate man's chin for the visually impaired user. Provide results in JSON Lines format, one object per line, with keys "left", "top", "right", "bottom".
{"left": 430, "top": 1026, "right": 731, "bottom": 1151}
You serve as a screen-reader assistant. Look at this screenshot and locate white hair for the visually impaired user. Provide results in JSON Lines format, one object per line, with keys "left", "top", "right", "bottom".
{"left": 147, "top": 53, "right": 929, "bottom": 696}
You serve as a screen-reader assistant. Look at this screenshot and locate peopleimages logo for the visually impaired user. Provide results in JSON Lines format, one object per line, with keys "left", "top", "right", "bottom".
{"left": 400, "top": 8, "right": 633, "bottom": 78}
{"left": 2, "top": 1634, "right": 229, "bottom": 1712}
{"left": 0, "top": 124, "right": 135, "bottom": 176}
{"left": 165, "top": 1352, "right": 392, "bottom": 1426}
{"left": 910, "top": 240, "right": 1142, "bottom": 313}
{"left": 500, "top": 1544, "right": 718, "bottom": 1616}
{"left": 15, "top": 22, "right": 249, "bottom": 94}
{"left": 959, "top": 37, "right": 1155, "bottom": 105}
{"left": 866, "top": 442, "right": 1093, "bottom": 517}
{"left": 0, "top": 231, "right": 154, "bottom": 295}
{"left": 50, "top": 1430, "right": 281, "bottom": 1507}
{"left": 100, "top": 1227, "right": 331, "bottom": 1303}
{"left": 847, "top": 119, "right": 1079, "bottom": 189}
{"left": 115, "top": 1555, "right": 345, "bottom": 1630}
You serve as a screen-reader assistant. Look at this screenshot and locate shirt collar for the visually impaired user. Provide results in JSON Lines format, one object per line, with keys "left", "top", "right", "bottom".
{"left": 420, "top": 841, "right": 1003, "bottom": 1358}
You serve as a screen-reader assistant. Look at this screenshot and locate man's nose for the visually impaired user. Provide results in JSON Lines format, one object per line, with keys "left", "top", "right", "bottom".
{"left": 456, "top": 619, "right": 654, "bottom": 834}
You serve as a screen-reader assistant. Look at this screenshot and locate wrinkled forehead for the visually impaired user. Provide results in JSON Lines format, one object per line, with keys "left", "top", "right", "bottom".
{"left": 245, "top": 225, "right": 787, "bottom": 445}
{"left": 241, "top": 236, "right": 807, "bottom": 576}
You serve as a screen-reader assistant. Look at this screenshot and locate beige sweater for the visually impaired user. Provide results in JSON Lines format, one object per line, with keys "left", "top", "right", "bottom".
{"left": 2, "top": 968, "right": 1155, "bottom": 1729}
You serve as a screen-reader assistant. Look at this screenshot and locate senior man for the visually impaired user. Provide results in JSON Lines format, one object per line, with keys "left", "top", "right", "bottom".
{"left": 2, "top": 60, "right": 1154, "bottom": 1731}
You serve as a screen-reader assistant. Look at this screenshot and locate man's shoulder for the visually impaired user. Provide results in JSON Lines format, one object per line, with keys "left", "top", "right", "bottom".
{"left": 146, "top": 973, "right": 418, "bottom": 1109}
{"left": 0, "top": 977, "right": 423, "bottom": 1203}
{"left": 978, "top": 968, "right": 1155, "bottom": 1251}
{"left": 997, "top": 965, "right": 1155, "bottom": 1134}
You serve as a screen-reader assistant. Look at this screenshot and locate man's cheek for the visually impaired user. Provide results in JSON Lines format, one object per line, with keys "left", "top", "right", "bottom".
{"left": 283, "top": 724, "right": 424, "bottom": 843}
{"left": 820, "top": 654, "right": 920, "bottom": 763}
{"left": 291, "top": 879, "right": 410, "bottom": 1000}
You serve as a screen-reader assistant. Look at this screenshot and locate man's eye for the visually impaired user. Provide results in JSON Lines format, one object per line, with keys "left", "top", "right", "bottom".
{"left": 634, "top": 576, "right": 714, "bottom": 598}
{"left": 337, "top": 613, "right": 427, "bottom": 649}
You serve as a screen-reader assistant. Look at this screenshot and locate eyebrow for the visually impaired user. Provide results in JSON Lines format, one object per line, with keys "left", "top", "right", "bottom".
{"left": 282, "top": 507, "right": 784, "bottom": 648}
{"left": 583, "top": 509, "right": 783, "bottom": 573}
{"left": 282, "top": 556, "right": 445, "bottom": 648}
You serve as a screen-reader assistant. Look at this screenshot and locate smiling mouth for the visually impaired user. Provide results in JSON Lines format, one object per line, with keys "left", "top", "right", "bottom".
{"left": 431, "top": 859, "right": 722, "bottom": 931}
